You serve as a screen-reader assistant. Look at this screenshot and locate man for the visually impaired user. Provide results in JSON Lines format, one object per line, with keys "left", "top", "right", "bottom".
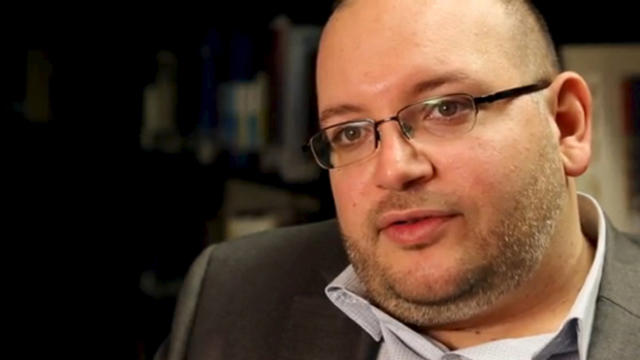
{"left": 156, "top": 0, "right": 639, "bottom": 359}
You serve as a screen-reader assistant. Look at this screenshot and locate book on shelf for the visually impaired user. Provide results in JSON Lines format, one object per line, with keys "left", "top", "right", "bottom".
{"left": 278, "top": 23, "right": 322, "bottom": 183}
{"left": 623, "top": 76, "right": 640, "bottom": 223}
{"left": 195, "top": 30, "right": 222, "bottom": 165}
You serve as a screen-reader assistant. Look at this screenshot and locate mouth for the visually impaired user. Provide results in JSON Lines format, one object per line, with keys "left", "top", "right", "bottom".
{"left": 391, "top": 218, "right": 427, "bottom": 226}
{"left": 378, "top": 209, "right": 457, "bottom": 230}
{"left": 378, "top": 210, "right": 459, "bottom": 247}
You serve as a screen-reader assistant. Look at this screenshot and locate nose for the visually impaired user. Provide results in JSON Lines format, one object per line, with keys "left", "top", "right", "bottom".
{"left": 373, "top": 121, "right": 435, "bottom": 191}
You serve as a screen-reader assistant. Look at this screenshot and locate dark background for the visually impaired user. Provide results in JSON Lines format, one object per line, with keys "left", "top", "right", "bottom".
{"left": 5, "top": 2, "right": 638, "bottom": 358}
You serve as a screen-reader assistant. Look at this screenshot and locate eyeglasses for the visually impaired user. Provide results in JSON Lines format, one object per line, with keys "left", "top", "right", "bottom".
{"left": 307, "top": 80, "right": 551, "bottom": 169}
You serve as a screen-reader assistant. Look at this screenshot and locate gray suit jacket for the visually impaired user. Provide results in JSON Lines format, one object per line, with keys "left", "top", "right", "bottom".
{"left": 155, "top": 219, "right": 640, "bottom": 360}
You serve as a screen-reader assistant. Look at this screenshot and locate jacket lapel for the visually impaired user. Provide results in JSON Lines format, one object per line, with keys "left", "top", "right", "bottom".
{"left": 277, "top": 295, "right": 379, "bottom": 360}
{"left": 276, "top": 221, "right": 379, "bottom": 360}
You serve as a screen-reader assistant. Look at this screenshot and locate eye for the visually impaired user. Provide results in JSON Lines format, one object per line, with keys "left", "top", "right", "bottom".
{"left": 418, "top": 96, "right": 474, "bottom": 122}
{"left": 328, "top": 122, "right": 373, "bottom": 148}
{"left": 342, "top": 126, "right": 362, "bottom": 141}
{"left": 435, "top": 101, "right": 460, "bottom": 117}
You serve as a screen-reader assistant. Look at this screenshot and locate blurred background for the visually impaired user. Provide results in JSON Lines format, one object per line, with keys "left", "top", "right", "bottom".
{"left": 5, "top": 1, "right": 639, "bottom": 359}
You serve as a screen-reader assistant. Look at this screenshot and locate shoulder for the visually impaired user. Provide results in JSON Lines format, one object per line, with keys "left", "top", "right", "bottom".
{"left": 193, "top": 219, "right": 348, "bottom": 293}
{"left": 157, "top": 219, "right": 347, "bottom": 360}
{"left": 605, "top": 222, "right": 640, "bottom": 272}
{"left": 210, "top": 219, "right": 341, "bottom": 258}
{"left": 590, "top": 224, "right": 640, "bottom": 360}
{"left": 202, "top": 219, "right": 345, "bottom": 275}
{"left": 600, "top": 221, "right": 640, "bottom": 316}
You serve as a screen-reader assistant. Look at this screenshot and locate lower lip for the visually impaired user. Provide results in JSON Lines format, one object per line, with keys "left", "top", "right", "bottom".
{"left": 381, "top": 215, "right": 456, "bottom": 247}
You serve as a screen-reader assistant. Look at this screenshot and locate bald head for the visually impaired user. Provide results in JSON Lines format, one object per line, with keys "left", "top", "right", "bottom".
{"left": 500, "top": 0, "right": 560, "bottom": 79}
{"left": 329, "top": 0, "right": 560, "bottom": 82}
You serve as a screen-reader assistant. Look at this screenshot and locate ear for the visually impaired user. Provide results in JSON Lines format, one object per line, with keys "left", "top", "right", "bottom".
{"left": 546, "top": 72, "right": 592, "bottom": 177}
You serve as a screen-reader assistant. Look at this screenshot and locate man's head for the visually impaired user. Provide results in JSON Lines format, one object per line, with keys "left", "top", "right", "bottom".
{"left": 316, "top": 0, "right": 592, "bottom": 328}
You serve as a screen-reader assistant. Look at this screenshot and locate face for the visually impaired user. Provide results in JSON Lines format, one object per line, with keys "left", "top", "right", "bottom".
{"left": 317, "top": 0, "right": 567, "bottom": 327}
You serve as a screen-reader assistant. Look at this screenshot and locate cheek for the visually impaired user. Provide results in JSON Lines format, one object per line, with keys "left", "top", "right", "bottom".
{"left": 441, "top": 136, "right": 529, "bottom": 213}
{"left": 330, "top": 170, "right": 372, "bottom": 230}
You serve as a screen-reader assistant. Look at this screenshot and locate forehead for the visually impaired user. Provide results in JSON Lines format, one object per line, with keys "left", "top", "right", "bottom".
{"left": 317, "top": 0, "right": 521, "bottom": 109}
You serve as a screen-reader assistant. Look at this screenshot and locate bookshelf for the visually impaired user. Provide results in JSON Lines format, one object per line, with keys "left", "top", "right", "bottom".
{"left": 130, "top": 13, "right": 335, "bottom": 360}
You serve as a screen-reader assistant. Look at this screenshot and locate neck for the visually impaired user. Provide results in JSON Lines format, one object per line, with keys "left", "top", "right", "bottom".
{"left": 426, "top": 190, "right": 595, "bottom": 350}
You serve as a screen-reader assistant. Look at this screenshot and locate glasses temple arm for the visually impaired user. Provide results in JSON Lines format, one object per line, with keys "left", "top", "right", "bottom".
{"left": 474, "top": 80, "right": 551, "bottom": 105}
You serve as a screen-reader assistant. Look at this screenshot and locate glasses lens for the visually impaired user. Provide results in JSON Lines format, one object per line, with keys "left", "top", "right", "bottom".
{"left": 311, "top": 120, "right": 376, "bottom": 169}
{"left": 309, "top": 132, "right": 333, "bottom": 169}
{"left": 399, "top": 95, "right": 476, "bottom": 137}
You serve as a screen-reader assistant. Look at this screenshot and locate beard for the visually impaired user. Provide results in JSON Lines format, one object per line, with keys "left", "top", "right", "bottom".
{"left": 341, "top": 133, "right": 567, "bottom": 328}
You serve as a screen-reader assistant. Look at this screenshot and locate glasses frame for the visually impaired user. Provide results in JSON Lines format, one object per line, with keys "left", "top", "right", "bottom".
{"left": 307, "top": 80, "right": 552, "bottom": 169}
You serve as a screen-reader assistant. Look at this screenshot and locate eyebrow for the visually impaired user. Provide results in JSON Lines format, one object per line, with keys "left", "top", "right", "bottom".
{"left": 410, "top": 71, "right": 470, "bottom": 97}
{"left": 318, "top": 71, "right": 471, "bottom": 125}
{"left": 318, "top": 103, "right": 365, "bottom": 124}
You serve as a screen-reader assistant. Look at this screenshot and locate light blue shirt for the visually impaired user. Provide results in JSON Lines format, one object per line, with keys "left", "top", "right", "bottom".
{"left": 326, "top": 194, "right": 606, "bottom": 360}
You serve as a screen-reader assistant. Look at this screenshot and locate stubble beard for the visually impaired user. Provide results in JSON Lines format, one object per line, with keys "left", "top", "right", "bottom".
{"left": 341, "top": 136, "right": 567, "bottom": 327}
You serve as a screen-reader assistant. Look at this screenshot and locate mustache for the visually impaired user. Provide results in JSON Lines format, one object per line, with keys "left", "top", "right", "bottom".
{"left": 367, "top": 191, "right": 460, "bottom": 222}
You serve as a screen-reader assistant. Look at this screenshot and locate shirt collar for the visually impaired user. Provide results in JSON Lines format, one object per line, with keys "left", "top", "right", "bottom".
{"left": 569, "top": 192, "right": 607, "bottom": 360}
